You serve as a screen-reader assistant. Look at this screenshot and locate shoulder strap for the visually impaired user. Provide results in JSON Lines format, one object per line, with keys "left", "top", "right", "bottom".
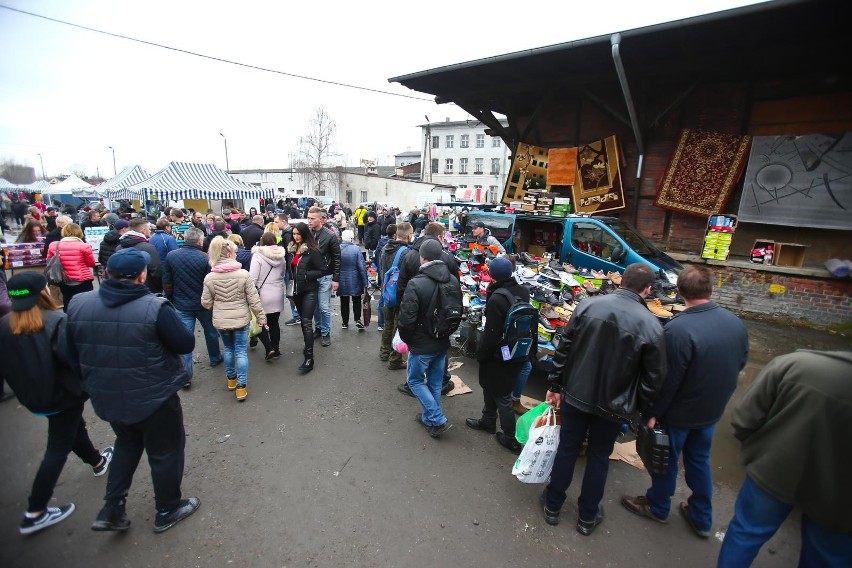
{"left": 391, "top": 246, "right": 406, "bottom": 269}
{"left": 494, "top": 287, "right": 518, "bottom": 306}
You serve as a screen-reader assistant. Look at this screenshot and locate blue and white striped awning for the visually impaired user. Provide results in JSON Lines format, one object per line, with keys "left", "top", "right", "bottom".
{"left": 0, "top": 177, "right": 17, "bottom": 189}
{"left": 125, "top": 161, "right": 274, "bottom": 201}
{"left": 98, "top": 165, "right": 151, "bottom": 201}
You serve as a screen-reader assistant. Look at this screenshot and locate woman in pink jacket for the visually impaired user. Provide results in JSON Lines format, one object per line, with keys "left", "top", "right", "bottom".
{"left": 45, "top": 223, "right": 95, "bottom": 312}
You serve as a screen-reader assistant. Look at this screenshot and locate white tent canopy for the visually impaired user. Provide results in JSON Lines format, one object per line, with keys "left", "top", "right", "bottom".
{"left": 96, "top": 165, "right": 150, "bottom": 201}
{"left": 125, "top": 161, "right": 275, "bottom": 201}
{"left": 46, "top": 175, "right": 92, "bottom": 195}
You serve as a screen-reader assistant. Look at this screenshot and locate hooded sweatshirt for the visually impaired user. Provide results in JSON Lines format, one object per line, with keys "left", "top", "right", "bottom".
{"left": 249, "top": 245, "right": 286, "bottom": 314}
{"left": 117, "top": 231, "right": 162, "bottom": 292}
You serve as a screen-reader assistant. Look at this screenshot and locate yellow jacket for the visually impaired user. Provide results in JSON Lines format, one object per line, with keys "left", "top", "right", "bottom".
{"left": 354, "top": 207, "right": 367, "bottom": 226}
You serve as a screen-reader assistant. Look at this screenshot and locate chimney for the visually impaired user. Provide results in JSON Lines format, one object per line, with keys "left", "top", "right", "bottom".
{"left": 445, "top": 117, "right": 450, "bottom": 122}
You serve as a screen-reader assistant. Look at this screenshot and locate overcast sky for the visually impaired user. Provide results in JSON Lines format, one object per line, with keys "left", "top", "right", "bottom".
{"left": 0, "top": 0, "right": 764, "bottom": 179}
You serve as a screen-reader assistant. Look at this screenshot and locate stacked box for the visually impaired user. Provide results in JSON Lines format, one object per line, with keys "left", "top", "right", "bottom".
{"left": 3, "top": 240, "right": 46, "bottom": 269}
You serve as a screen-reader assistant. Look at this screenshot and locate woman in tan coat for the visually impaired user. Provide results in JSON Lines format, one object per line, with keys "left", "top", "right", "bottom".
{"left": 201, "top": 236, "right": 266, "bottom": 401}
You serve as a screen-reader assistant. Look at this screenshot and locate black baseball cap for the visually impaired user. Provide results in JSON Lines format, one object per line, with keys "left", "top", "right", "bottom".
{"left": 7, "top": 272, "right": 47, "bottom": 311}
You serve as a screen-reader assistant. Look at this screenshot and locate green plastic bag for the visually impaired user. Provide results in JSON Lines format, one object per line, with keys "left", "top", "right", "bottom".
{"left": 515, "top": 402, "right": 550, "bottom": 444}
{"left": 249, "top": 312, "right": 263, "bottom": 338}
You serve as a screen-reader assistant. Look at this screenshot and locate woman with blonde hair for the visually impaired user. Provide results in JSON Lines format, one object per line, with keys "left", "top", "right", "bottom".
{"left": 264, "top": 222, "right": 281, "bottom": 243}
{"left": 201, "top": 236, "right": 266, "bottom": 401}
{"left": 45, "top": 223, "right": 95, "bottom": 311}
{"left": 0, "top": 273, "right": 113, "bottom": 535}
{"left": 227, "top": 233, "right": 252, "bottom": 270}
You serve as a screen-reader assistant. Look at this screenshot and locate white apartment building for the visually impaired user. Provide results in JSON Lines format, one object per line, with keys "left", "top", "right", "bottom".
{"left": 420, "top": 118, "right": 510, "bottom": 203}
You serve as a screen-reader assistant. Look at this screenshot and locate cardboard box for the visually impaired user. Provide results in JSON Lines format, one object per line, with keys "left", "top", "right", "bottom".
{"left": 521, "top": 203, "right": 536, "bottom": 211}
{"left": 774, "top": 242, "right": 807, "bottom": 268}
{"left": 527, "top": 245, "right": 548, "bottom": 257}
{"left": 751, "top": 239, "right": 775, "bottom": 265}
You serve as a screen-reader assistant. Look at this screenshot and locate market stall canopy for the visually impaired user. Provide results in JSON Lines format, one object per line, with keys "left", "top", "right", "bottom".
{"left": 0, "top": 178, "right": 17, "bottom": 189}
{"left": 388, "top": 0, "right": 845, "bottom": 150}
{"left": 96, "top": 165, "right": 151, "bottom": 201}
{"left": 46, "top": 174, "right": 92, "bottom": 195}
{"left": 22, "top": 180, "right": 51, "bottom": 191}
{"left": 125, "top": 161, "right": 275, "bottom": 201}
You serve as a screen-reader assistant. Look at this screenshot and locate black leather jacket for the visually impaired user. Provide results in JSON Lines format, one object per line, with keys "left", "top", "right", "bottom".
{"left": 547, "top": 288, "right": 666, "bottom": 423}
{"left": 312, "top": 226, "right": 341, "bottom": 282}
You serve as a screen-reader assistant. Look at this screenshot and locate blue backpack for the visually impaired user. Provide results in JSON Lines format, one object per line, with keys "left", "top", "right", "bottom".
{"left": 381, "top": 246, "right": 408, "bottom": 309}
{"left": 494, "top": 288, "right": 539, "bottom": 361}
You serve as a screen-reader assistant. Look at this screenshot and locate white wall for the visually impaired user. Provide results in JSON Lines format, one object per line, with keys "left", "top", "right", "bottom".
{"left": 339, "top": 173, "right": 450, "bottom": 212}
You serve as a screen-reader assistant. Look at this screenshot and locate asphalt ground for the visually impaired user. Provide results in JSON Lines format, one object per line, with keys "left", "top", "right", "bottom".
{"left": 0, "top": 305, "right": 848, "bottom": 567}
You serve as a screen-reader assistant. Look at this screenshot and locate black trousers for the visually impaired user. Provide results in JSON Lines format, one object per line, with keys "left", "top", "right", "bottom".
{"left": 257, "top": 312, "right": 281, "bottom": 353}
{"left": 339, "top": 295, "right": 362, "bottom": 325}
{"left": 294, "top": 290, "right": 317, "bottom": 356}
{"left": 59, "top": 280, "right": 94, "bottom": 313}
{"left": 29, "top": 402, "right": 102, "bottom": 512}
{"left": 104, "top": 394, "right": 185, "bottom": 513}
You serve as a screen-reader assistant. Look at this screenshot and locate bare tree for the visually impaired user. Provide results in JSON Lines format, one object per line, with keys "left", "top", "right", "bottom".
{"left": 293, "top": 107, "right": 343, "bottom": 198}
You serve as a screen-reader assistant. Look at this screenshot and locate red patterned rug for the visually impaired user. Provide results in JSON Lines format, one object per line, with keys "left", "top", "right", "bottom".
{"left": 655, "top": 129, "right": 751, "bottom": 217}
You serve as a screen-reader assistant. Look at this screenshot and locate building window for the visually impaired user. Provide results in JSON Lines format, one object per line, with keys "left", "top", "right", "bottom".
{"left": 445, "top": 158, "right": 453, "bottom": 174}
{"left": 476, "top": 134, "right": 485, "bottom": 148}
{"left": 459, "top": 158, "right": 468, "bottom": 174}
{"left": 458, "top": 185, "right": 467, "bottom": 189}
{"left": 492, "top": 137, "right": 501, "bottom": 148}
{"left": 460, "top": 134, "right": 469, "bottom": 148}
{"left": 489, "top": 185, "right": 499, "bottom": 202}
{"left": 432, "top": 136, "right": 439, "bottom": 149}
{"left": 474, "top": 158, "right": 484, "bottom": 174}
{"left": 491, "top": 158, "right": 500, "bottom": 175}
{"left": 431, "top": 159, "right": 439, "bottom": 174}
{"left": 446, "top": 135, "right": 454, "bottom": 149}
{"left": 360, "top": 191, "right": 368, "bottom": 203}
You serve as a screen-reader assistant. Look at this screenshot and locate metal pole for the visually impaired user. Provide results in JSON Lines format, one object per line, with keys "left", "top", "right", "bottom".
{"left": 220, "top": 133, "right": 230, "bottom": 172}
{"left": 109, "top": 146, "right": 116, "bottom": 175}
{"left": 37, "top": 153, "right": 45, "bottom": 180}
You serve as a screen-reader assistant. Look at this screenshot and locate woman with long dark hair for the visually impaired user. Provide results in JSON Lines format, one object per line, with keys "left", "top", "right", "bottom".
{"left": 16, "top": 219, "right": 44, "bottom": 243}
{"left": 288, "top": 222, "right": 328, "bottom": 372}
{"left": 0, "top": 273, "right": 113, "bottom": 535}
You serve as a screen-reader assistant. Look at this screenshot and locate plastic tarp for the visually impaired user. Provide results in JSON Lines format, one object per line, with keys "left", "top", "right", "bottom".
{"left": 125, "top": 161, "right": 275, "bottom": 201}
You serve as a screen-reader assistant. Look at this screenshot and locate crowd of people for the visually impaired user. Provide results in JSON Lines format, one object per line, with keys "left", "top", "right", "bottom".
{"left": 0, "top": 194, "right": 849, "bottom": 567}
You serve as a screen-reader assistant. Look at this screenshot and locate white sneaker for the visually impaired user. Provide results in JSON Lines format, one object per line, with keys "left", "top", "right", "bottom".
{"left": 377, "top": 325, "right": 384, "bottom": 331}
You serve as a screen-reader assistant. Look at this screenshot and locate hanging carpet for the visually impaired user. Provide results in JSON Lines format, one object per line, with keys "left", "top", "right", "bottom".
{"left": 654, "top": 128, "right": 751, "bottom": 217}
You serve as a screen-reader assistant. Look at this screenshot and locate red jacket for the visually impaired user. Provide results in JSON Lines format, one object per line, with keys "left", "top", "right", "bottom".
{"left": 46, "top": 238, "right": 95, "bottom": 282}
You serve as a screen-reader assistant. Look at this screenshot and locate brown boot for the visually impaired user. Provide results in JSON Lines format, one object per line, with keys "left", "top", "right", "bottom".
{"left": 645, "top": 298, "right": 673, "bottom": 319}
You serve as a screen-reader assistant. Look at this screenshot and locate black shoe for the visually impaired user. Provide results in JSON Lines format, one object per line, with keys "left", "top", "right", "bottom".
{"left": 182, "top": 382, "right": 192, "bottom": 389}
{"left": 284, "top": 318, "right": 301, "bottom": 326}
{"left": 91, "top": 503, "right": 130, "bottom": 532}
{"left": 271, "top": 349, "right": 281, "bottom": 360}
{"left": 576, "top": 505, "right": 604, "bottom": 536}
{"left": 428, "top": 422, "right": 453, "bottom": 438}
{"left": 20, "top": 504, "right": 75, "bottom": 535}
{"left": 265, "top": 351, "right": 275, "bottom": 362}
{"left": 249, "top": 337, "right": 258, "bottom": 349}
{"left": 355, "top": 320, "right": 365, "bottom": 331}
{"left": 313, "top": 328, "right": 322, "bottom": 339}
{"left": 464, "top": 418, "right": 496, "bottom": 434}
{"left": 153, "top": 497, "right": 200, "bottom": 533}
{"left": 496, "top": 432, "right": 523, "bottom": 454}
{"left": 397, "top": 383, "right": 414, "bottom": 397}
{"left": 321, "top": 334, "right": 331, "bottom": 347}
{"left": 441, "top": 380, "right": 454, "bottom": 395}
{"left": 298, "top": 358, "right": 314, "bottom": 372}
{"left": 540, "top": 491, "right": 561, "bottom": 526}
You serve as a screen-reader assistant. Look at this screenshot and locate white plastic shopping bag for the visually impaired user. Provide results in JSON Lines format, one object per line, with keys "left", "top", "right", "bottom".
{"left": 511, "top": 407, "right": 560, "bottom": 483}
{"left": 392, "top": 329, "right": 409, "bottom": 354}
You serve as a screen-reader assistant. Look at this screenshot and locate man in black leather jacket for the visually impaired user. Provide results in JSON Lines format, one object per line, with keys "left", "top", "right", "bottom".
{"left": 540, "top": 262, "right": 666, "bottom": 536}
{"left": 307, "top": 206, "right": 341, "bottom": 346}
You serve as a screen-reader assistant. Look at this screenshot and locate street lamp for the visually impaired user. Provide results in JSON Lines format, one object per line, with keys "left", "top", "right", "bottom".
{"left": 219, "top": 133, "right": 230, "bottom": 172}
{"left": 36, "top": 153, "right": 45, "bottom": 180}
{"left": 108, "top": 146, "right": 116, "bottom": 176}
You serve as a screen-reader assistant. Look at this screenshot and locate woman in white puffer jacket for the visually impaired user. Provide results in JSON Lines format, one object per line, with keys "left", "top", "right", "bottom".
{"left": 249, "top": 232, "right": 286, "bottom": 362}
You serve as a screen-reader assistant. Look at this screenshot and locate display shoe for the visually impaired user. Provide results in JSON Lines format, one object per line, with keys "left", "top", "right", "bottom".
{"left": 547, "top": 260, "right": 564, "bottom": 272}
{"left": 538, "top": 317, "right": 556, "bottom": 332}
{"left": 607, "top": 271, "right": 622, "bottom": 285}
{"left": 562, "top": 263, "right": 579, "bottom": 274}
{"left": 539, "top": 267, "right": 563, "bottom": 282}
{"left": 577, "top": 267, "right": 593, "bottom": 278}
{"left": 520, "top": 252, "right": 538, "bottom": 266}
{"left": 591, "top": 269, "right": 607, "bottom": 279}
{"left": 646, "top": 298, "right": 674, "bottom": 318}
{"left": 582, "top": 280, "right": 600, "bottom": 294}
{"left": 227, "top": 377, "right": 237, "bottom": 391}
{"left": 559, "top": 272, "right": 580, "bottom": 287}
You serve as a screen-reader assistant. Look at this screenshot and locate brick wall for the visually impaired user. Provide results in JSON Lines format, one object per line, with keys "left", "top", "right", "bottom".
{"left": 694, "top": 262, "right": 852, "bottom": 326}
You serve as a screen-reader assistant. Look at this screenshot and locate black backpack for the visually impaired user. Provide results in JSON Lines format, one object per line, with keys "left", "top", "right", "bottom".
{"left": 426, "top": 276, "right": 464, "bottom": 339}
{"left": 493, "top": 288, "right": 538, "bottom": 361}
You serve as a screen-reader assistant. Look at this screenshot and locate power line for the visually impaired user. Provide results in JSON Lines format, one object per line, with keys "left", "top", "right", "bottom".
{"left": 0, "top": 4, "right": 435, "bottom": 102}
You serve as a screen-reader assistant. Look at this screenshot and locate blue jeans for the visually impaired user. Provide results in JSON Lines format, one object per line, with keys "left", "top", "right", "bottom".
{"left": 314, "top": 275, "right": 332, "bottom": 335}
{"left": 512, "top": 360, "right": 532, "bottom": 400}
{"left": 646, "top": 423, "right": 715, "bottom": 530}
{"left": 718, "top": 474, "right": 852, "bottom": 567}
{"left": 377, "top": 293, "right": 385, "bottom": 328}
{"left": 176, "top": 309, "right": 222, "bottom": 380}
{"left": 220, "top": 324, "right": 250, "bottom": 386}
{"left": 544, "top": 401, "right": 623, "bottom": 522}
{"left": 407, "top": 350, "right": 448, "bottom": 427}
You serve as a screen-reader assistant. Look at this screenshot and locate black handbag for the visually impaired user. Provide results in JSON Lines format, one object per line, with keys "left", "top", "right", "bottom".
{"left": 635, "top": 424, "right": 671, "bottom": 477}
